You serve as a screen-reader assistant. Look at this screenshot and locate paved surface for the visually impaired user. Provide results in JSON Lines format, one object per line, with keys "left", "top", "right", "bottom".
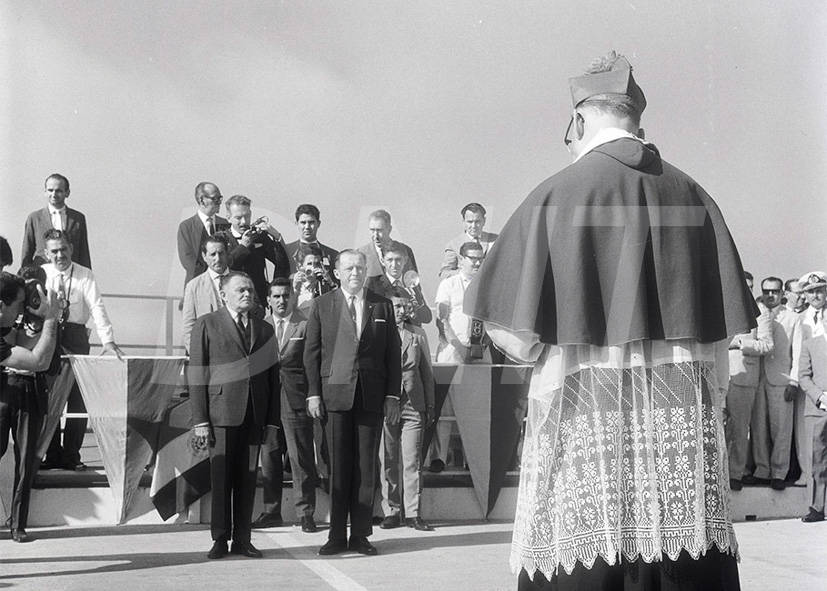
{"left": 1, "top": 519, "right": 825, "bottom": 590}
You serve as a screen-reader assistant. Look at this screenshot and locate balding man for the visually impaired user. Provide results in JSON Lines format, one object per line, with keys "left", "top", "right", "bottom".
{"left": 356, "top": 210, "right": 418, "bottom": 279}
{"left": 439, "top": 203, "right": 498, "bottom": 279}
{"left": 177, "top": 182, "right": 230, "bottom": 293}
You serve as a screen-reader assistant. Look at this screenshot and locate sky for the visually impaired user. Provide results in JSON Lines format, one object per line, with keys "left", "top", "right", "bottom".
{"left": 1, "top": 1, "right": 825, "bottom": 351}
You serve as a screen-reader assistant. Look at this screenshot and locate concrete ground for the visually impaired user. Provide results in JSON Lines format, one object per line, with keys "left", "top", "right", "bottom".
{"left": 1, "top": 519, "right": 825, "bottom": 590}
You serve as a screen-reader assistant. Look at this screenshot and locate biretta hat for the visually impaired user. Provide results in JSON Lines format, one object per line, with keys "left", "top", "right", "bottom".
{"left": 569, "top": 51, "right": 647, "bottom": 114}
{"left": 798, "top": 271, "right": 827, "bottom": 291}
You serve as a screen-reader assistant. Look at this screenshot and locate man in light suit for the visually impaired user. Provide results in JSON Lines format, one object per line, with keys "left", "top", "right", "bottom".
{"left": 750, "top": 276, "right": 802, "bottom": 490}
{"left": 356, "top": 210, "right": 418, "bottom": 279}
{"left": 379, "top": 287, "right": 435, "bottom": 532}
{"left": 797, "top": 312, "right": 827, "bottom": 522}
{"left": 181, "top": 234, "right": 230, "bottom": 354}
{"left": 305, "top": 250, "right": 402, "bottom": 556}
{"left": 284, "top": 204, "right": 339, "bottom": 280}
{"left": 726, "top": 272, "right": 774, "bottom": 490}
{"left": 253, "top": 277, "right": 319, "bottom": 532}
{"left": 438, "top": 202, "right": 498, "bottom": 279}
{"left": 21, "top": 174, "right": 91, "bottom": 269}
{"left": 176, "top": 182, "right": 229, "bottom": 294}
{"left": 366, "top": 240, "right": 432, "bottom": 326}
{"left": 189, "top": 272, "right": 280, "bottom": 559}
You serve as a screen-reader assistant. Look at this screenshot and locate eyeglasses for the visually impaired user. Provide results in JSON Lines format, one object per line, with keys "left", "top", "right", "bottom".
{"left": 564, "top": 116, "right": 574, "bottom": 146}
{"left": 202, "top": 196, "right": 223, "bottom": 204}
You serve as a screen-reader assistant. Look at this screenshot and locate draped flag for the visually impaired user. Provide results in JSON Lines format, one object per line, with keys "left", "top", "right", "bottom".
{"left": 149, "top": 396, "right": 210, "bottom": 521}
{"left": 423, "top": 363, "right": 530, "bottom": 517}
{"left": 70, "top": 355, "right": 185, "bottom": 523}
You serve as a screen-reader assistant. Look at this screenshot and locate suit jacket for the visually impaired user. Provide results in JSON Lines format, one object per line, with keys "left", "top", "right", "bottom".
{"left": 22, "top": 207, "right": 91, "bottom": 269}
{"left": 267, "top": 310, "right": 309, "bottom": 411}
{"left": 728, "top": 302, "right": 773, "bottom": 388}
{"left": 366, "top": 274, "right": 433, "bottom": 325}
{"left": 798, "top": 332, "right": 827, "bottom": 418}
{"left": 226, "top": 232, "right": 290, "bottom": 305}
{"left": 285, "top": 239, "right": 339, "bottom": 278}
{"left": 762, "top": 306, "right": 802, "bottom": 386}
{"left": 400, "top": 324, "right": 435, "bottom": 412}
{"left": 357, "top": 241, "right": 418, "bottom": 279}
{"left": 304, "top": 289, "right": 402, "bottom": 413}
{"left": 189, "top": 306, "right": 280, "bottom": 429}
{"left": 176, "top": 214, "right": 230, "bottom": 290}
{"left": 181, "top": 272, "right": 224, "bottom": 353}
{"left": 439, "top": 231, "right": 498, "bottom": 279}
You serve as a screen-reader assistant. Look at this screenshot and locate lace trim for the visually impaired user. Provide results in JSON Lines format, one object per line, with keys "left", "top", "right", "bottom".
{"left": 510, "top": 360, "right": 738, "bottom": 578}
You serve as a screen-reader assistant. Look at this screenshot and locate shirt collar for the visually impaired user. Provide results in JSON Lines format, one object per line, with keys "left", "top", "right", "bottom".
{"left": 385, "top": 272, "right": 402, "bottom": 286}
{"left": 207, "top": 268, "right": 228, "bottom": 281}
{"left": 196, "top": 210, "right": 213, "bottom": 224}
{"left": 574, "top": 127, "right": 645, "bottom": 162}
{"left": 343, "top": 288, "right": 365, "bottom": 303}
{"left": 48, "top": 204, "right": 66, "bottom": 215}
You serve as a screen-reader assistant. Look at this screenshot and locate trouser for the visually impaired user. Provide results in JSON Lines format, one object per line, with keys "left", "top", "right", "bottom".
{"left": 809, "top": 414, "right": 827, "bottom": 512}
{"left": 0, "top": 374, "right": 44, "bottom": 529}
{"left": 794, "top": 389, "right": 812, "bottom": 483}
{"left": 750, "top": 380, "right": 794, "bottom": 480}
{"left": 209, "top": 403, "right": 261, "bottom": 543}
{"left": 381, "top": 399, "right": 424, "bottom": 518}
{"left": 46, "top": 323, "right": 90, "bottom": 465}
{"left": 725, "top": 382, "right": 759, "bottom": 479}
{"left": 428, "top": 394, "right": 455, "bottom": 465}
{"left": 325, "top": 386, "right": 382, "bottom": 541}
{"left": 260, "top": 395, "right": 317, "bottom": 518}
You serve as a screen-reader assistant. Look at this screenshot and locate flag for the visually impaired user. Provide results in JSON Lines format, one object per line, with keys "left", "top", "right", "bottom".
{"left": 149, "top": 396, "right": 210, "bottom": 521}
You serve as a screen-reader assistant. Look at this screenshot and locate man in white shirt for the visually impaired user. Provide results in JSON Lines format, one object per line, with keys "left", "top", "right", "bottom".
{"left": 21, "top": 174, "right": 92, "bottom": 269}
{"left": 40, "top": 229, "right": 122, "bottom": 471}
{"left": 439, "top": 203, "right": 498, "bottom": 279}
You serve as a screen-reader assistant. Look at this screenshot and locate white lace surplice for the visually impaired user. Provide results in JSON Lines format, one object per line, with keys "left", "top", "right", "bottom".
{"left": 505, "top": 338, "right": 738, "bottom": 579}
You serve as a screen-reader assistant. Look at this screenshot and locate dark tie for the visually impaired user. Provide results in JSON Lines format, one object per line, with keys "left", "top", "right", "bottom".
{"left": 207, "top": 217, "right": 215, "bottom": 235}
{"left": 276, "top": 318, "right": 285, "bottom": 348}
{"left": 815, "top": 310, "right": 821, "bottom": 325}
{"left": 57, "top": 273, "right": 70, "bottom": 323}
{"left": 348, "top": 295, "right": 358, "bottom": 327}
{"left": 236, "top": 313, "right": 250, "bottom": 351}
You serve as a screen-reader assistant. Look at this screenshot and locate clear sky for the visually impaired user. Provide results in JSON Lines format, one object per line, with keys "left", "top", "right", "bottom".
{"left": 1, "top": 1, "right": 825, "bottom": 350}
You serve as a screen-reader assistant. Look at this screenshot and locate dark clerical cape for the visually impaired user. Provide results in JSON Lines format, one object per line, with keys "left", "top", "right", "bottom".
{"left": 465, "top": 137, "right": 757, "bottom": 347}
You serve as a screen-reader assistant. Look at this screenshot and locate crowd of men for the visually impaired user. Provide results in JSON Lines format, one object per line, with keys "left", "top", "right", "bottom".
{"left": 1, "top": 175, "right": 504, "bottom": 558}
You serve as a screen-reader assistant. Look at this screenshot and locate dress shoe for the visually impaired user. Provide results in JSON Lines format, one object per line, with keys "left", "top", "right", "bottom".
{"left": 230, "top": 541, "right": 263, "bottom": 558}
{"left": 771, "top": 478, "right": 786, "bottom": 491}
{"left": 39, "top": 459, "right": 62, "bottom": 471}
{"left": 251, "top": 512, "right": 284, "bottom": 528}
{"left": 62, "top": 461, "right": 87, "bottom": 472}
{"left": 729, "top": 478, "right": 743, "bottom": 491}
{"left": 380, "top": 514, "right": 400, "bottom": 529}
{"left": 741, "top": 474, "right": 770, "bottom": 486}
{"left": 11, "top": 528, "right": 30, "bottom": 543}
{"left": 318, "top": 538, "right": 348, "bottom": 556}
{"left": 802, "top": 507, "right": 825, "bottom": 523}
{"left": 348, "top": 536, "right": 377, "bottom": 556}
{"left": 301, "top": 516, "right": 317, "bottom": 533}
{"left": 405, "top": 517, "right": 433, "bottom": 531}
{"left": 207, "top": 539, "right": 228, "bottom": 559}
{"left": 429, "top": 459, "right": 445, "bottom": 473}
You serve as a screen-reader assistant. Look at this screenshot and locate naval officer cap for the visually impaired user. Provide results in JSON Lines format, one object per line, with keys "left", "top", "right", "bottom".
{"left": 569, "top": 51, "right": 647, "bottom": 114}
{"left": 799, "top": 271, "right": 827, "bottom": 291}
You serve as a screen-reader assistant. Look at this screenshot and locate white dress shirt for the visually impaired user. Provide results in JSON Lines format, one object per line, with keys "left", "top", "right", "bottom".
{"left": 48, "top": 204, "right": 67, "bottom": 231}
{"left": 43, "top": 262, "right": 115, "bottom": 344}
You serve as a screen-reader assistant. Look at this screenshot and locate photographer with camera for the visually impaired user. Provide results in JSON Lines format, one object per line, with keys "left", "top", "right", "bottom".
{"left": 292, "top": 244, "right": 337, "bottom": 313}
{"left": 40, "top": 229, "right": 123, "bottom": 472}
{"left": 224, "top": 195, "right": 290, "bottom": 306}
{"left": 1, "top": 269, "right": 61, "bottom": 542}
{"left": 366, "top": 240, "right": 432, "bottom": 326}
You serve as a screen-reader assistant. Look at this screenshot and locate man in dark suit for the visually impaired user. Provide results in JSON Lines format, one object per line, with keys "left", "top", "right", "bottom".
{"left": 21, "top": 174, "right": 91, "bottom": 269}
{"left": 176, "top": 182, "right": 229, "bottom": 294}
{"left": 284, "top": 204, "right": 339, "bottom": 280}
{"left": 223, "top": 195, "right": 290, "bottom": 306}
{"left": 356, "top": 209, "right": 418, "bottom": 279}
{"left": 305, "top": 249, "right": 402, "bottom": 556}
{"left": 253, "top": 277, "right": 319, "bottom": 532}
{"left": 189, "top": 272, "right": 281, "bottom": 559}
{"left": 366, "top": 240, "right": 432, "bottom": 326}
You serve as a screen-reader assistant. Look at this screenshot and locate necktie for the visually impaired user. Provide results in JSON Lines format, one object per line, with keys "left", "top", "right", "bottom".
{"left": 207, "top": 217, "right": 215, "bottom": 235}
{"left": 57, "top": 273, "right": 69, "bottom": 322}
{"left": 815, "top": 310, "right": 821, "bottom": 325}
{"left": 237, "top": 313, "right": 250, "bottom": 351}
{"left": 276, "top": 318, "right": 285, "bottom": 347}
{"left": 348, "top": 295, "right": 358, "bottom": 327}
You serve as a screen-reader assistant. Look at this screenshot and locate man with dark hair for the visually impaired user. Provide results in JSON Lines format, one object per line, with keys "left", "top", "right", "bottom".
{"left": 189, "top": 271, "right": 281, "bottom": 559}
{"left": 304, "top": 249, "right": 402, "bottom": 556}
{"left": 21, "top": 173, "right": 92, "bottom": 269}
{"left": 181, "top": 234, "right": 230, "bottom": 354}
{"left": 747, "top": 276, "right": 801, "bottom": 490}
{"left": 252, "top": 277, "right": 319, "bottom": 533}
{"left": 366, "top": 240, "right": 432, "bottom": 326}
{"left": 357, "top": 209, "right": 418, "bottom": 279}
{"left": 224, "top": 195, "right": 290, "bottom": 306}
{"left": 1, "top": 271, "right": 60, "bottom": 542}
{"left": 176, "top": 182, "right": 230, "bottom": 294}
{"left": 284, "top": 204, "right": 339, "bottom": 280}
{"left": 292, "top": 243, "right": 337, "bottom": 312}
{"left": 0, "top": 235, "right": 12, "bottom": 272}
{"left": 40, "top": 229, "right": 123, "bottom": 471}
{"left": 439, "top": 203, "right": 498, "bottom": 279}
{"left": 466, "top": 51, "right": 754, "bottom": 589}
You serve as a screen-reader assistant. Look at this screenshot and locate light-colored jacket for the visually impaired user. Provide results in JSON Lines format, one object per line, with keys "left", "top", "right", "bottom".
{"left": 728, "top": 302, "right": 773, "bottom": 388}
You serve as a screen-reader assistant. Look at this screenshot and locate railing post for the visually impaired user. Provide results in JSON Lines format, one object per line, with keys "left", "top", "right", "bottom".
{"left": 165, "top": 297, "right": 174, "bottom": 356}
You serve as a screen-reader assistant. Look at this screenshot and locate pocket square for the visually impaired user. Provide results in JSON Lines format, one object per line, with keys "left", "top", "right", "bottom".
{"left": 374, "top": 318, "right": 386, "bottom": 323}
{"left": 289, "top": 337, "right": 304, "bottom": 341}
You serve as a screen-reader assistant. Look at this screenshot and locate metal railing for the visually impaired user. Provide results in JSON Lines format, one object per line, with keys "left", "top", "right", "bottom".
{"left": 102, "top": 293, "right": 185, "bottom": 355}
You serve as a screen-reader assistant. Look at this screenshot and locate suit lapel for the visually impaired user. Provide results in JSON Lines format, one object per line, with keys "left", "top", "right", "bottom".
{"left": 281, "top": 319, "right": 298, "bottom": 354}
{"left": 220, "top": 307, "right": 246, "bottom": 353}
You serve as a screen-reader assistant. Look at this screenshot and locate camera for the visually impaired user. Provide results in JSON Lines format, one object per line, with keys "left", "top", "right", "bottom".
{"left": 21, "top": 278, "right": 45, "bottom": 332}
